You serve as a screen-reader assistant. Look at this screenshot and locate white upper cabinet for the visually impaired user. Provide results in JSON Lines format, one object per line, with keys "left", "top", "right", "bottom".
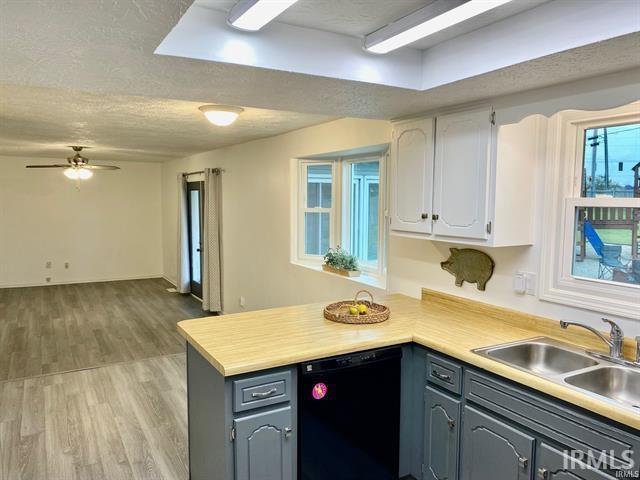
{"left": 390, "top": 118, "right": 434, "bottom": 235}
{"left": 389, "top": 107, "right": 544, "bottom": 247}
{"left": 433, "top": 108, "right": 492, "bottom": 240}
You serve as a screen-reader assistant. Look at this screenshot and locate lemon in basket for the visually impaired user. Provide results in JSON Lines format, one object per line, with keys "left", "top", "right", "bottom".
{"left": 349, "top": 306, "right": 359, "bottom": 315}
{"left": 358, "top": 304, "right": 368, "bottom": 315}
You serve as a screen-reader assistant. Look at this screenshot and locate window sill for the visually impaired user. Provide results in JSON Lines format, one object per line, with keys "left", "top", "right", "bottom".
{"left": 291, "top": 261, "right": 387, "bottom": 290}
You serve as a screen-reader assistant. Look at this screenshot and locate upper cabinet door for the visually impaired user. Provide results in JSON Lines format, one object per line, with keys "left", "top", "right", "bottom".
{"left": 433, "top": 108, "right": 493, "bottom": 240}
{"left": 390, "top": 118, "right": 434, "bottom": 235}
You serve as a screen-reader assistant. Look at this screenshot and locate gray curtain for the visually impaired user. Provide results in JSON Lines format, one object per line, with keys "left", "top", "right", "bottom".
{"left": 177, "top": 174, "right": 191, "bottom": 293}
{"left": 202, "top": 168, "right": 223, "bottom": 312}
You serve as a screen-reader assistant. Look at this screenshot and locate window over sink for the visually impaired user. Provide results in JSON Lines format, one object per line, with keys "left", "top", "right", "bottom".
{"left": 541, "top": 103, "right": 640, "bottom": 319}
{"left": 293, "top": 151, "right": 387, "bottom": 283}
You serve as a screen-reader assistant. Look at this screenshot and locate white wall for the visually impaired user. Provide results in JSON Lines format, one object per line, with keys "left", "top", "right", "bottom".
{"left": 161, "top": 87, "right": 639, "bottom": 336}
{"left": 162, "top": 118, "right": 391, "bottom": 313}
{"left": 0, "top": 156, "right": 163, "bottom": 287}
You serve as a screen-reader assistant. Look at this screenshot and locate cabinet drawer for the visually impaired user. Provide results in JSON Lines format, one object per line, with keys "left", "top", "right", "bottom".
{"left": 426, "top": 353, "right": 462, "bottom": 395}
{"left": 233, "top": 371, "right": 291, "bottom": 413}
{"left": 464, "top": 369, "right": 639, "bottom": 471}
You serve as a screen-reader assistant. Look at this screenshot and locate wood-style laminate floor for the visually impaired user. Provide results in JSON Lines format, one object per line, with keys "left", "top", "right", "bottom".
{"left": 0, "top": 278, "right": 206, "bottom": 381}
{"left": 0, "top": 354, "right": 190, "bottom": 480}
{"left": 0, "top": 278, "right": 208, "bottom": 479}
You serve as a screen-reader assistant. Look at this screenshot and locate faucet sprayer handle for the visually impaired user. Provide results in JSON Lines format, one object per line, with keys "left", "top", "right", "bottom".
{"left": 602, "top": 318, "right": 623, "bottom": 338}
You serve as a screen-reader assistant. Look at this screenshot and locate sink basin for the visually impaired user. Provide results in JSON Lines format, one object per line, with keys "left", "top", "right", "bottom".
{"left": 565, "top": 367, "right": 640, "bottom": 408}
{"left": 483, "top": 341, "right": 598, "bottom": 375}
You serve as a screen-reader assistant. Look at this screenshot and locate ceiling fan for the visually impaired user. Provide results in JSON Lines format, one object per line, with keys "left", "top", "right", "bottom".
{"left": 26, "top": 146, "right": 120, "bottom": 180}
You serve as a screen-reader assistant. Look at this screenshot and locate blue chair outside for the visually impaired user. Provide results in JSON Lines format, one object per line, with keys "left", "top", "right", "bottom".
{"left": 583, "top": 220, "right": 626, "bottom": 279}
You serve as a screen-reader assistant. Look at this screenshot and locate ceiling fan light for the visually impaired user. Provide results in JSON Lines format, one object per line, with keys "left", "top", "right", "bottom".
{"left": 64, "top": 168, "right": 80, "bottom": 179}
{"left": 199, "top": 105, "right": 244, "bottom": 126}
{"left": 78, "top": 168, "right": 93, "bottom": 180}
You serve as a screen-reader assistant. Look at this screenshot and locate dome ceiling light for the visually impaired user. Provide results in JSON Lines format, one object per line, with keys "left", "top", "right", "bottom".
{"left": 227, "top": 0, "right": 299, "bottom": 31}
{"left": 364, "top": 0, "right": 515, "bottom": 54}
{"left": 199, "top": 105, "right": 244, "bottom": 126}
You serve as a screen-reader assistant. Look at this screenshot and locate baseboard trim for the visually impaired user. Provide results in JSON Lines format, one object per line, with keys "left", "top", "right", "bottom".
{"left": 0, "top": 273, "right": 165, "bottom": 289}
{"left": 162, "top": 275, "right": 178, "bottom": 288}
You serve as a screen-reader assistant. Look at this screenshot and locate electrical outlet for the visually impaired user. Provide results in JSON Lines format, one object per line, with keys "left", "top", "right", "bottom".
{"left": 513, "top": 272, "right": 526, "bottom": 294}
{"left": 525, "top": 272, "right": 537, "bottom": 296}
{"left": 45, "top": 261, "right": 52, "bottom": 269}
{"left": 239, "top": 296, "right": 246, "bottom": 308}
{"left": 514, "top": 271, "right": 537, "bottom": 296}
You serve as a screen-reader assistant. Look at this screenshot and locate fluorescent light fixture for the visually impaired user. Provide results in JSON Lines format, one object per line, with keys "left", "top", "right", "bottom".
{"left": 199, "top": 105, "right": 244, "bottom": 126}
{"left": 227, "top": 0, "right": 299, "bottom": 31}
{"left": 365, "top": 0, "right": 515, "bottom": 54}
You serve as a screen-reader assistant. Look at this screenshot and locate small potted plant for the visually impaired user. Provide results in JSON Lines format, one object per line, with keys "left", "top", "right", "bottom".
{"left": 322, "top": 246, "right": 360, "bottom": 277}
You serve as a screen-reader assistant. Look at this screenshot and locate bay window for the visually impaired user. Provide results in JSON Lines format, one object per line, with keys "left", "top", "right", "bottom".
{"left": 294, "top": 153, "right": 386, "bottom": 280}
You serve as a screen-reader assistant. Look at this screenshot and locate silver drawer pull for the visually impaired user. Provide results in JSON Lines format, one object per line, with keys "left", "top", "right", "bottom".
{"left": 518, "top": 457, "right": 529, "bottom": 469}
{"left": 432, "top": 369, "right": 452, "bottom": 382}
{"left": 251, "top": 387, "right": 277, "bottom": 399}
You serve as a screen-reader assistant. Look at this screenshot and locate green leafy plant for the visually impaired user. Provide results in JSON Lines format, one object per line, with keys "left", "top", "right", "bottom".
{"left": 323, "top": 246, "right": 359, "bottom": 271}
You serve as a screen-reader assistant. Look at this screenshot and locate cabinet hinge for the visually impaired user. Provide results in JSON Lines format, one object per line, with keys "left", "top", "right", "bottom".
{"left": 486, "top": 221, "right": 492, "bottom": 234}
{"left": 490, "top": 110, "right": 496, "bottom": 125}
{"left": 230, "top": 427, "right": 236, "bottom": 442}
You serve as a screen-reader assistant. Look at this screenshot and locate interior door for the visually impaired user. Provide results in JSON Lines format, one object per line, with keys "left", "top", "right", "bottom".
{"left": 433, "top": 108, "right": 492, "bottom": 240}
{"left": 187, "top": 181, "right": 204, "bottom": 299}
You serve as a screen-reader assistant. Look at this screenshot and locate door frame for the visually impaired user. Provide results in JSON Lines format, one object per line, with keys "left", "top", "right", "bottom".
{"left": 187, "top": 181, "right": 204, "bottom": 300}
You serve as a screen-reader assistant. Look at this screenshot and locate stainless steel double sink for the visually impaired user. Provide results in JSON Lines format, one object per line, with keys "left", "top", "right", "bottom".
{"left": 473, "top": 337, "right": 640, "bottom": 412}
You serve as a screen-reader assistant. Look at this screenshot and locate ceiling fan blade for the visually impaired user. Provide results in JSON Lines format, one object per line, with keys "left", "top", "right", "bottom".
{"left": 84, "top": 165, "right": 120, "bottom": 170}
{"left": 25, "top": 164, "right": 69, "bottom": 168}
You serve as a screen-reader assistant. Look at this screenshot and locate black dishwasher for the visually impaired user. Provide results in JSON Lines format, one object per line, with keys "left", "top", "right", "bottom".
{"left": 299, "top": 346, "right": 402, "bottom": 480}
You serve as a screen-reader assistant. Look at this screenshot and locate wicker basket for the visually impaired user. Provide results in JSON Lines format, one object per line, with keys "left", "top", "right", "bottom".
{"left": 324, "top": 290, "right": 390, "bottom": 324}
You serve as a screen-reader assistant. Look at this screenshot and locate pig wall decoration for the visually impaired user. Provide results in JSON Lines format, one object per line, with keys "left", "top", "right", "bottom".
{"left": 440, "top": 248, "right": 495, "bottom": 291}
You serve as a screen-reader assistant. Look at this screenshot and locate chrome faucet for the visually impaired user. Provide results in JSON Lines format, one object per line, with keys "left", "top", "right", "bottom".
{"left": 559, "top": 318, "right": 624, "bottom": 360}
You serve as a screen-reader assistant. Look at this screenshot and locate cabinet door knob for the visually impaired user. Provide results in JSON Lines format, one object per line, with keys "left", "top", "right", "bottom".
{"left": 518, "top": 457, "right": 529, "bottom": 469}
{"left": 447, "top": 419, "right": 455, "bottom": 429}
{"left": 284, "top": 427, "right": 292, "bottom": 439}
{"left": 537, "top": 468, "right": 549, "bottom": 479}
{"left": 421, "top": 213, "right": 429, "bottom": 220}
{"left": 432, "top": 214, "right": 439, "bottom": 221}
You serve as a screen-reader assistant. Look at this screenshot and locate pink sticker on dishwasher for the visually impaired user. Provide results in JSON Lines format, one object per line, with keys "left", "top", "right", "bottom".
{"left": 312, "top": 383, "right": 327, "bottom": 400}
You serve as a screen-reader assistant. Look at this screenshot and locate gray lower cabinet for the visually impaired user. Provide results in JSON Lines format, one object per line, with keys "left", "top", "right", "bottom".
{"left": 460, "top": 405, "right": 535, "bottom": 480}
{"left": 536, "top": 443, "right": 610, "bottom": 480}
{"left": 423, "top": 386, "right": 460, "bottom": 480}
{"left": 233, "top": 406, "right": 294, "bottom": 480}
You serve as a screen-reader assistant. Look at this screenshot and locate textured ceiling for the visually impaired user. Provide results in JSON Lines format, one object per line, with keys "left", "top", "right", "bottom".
{"left": 0, "top": 84, "right": 334, "bottom": 162}
{"left": 197, "top": 0, "right": 548, "bottom": 49}
{"left": 199, "top": 0, "right": 429, "bottom": 38}
{"left": 0, "top": 0, "right": 638, "bottom": 162}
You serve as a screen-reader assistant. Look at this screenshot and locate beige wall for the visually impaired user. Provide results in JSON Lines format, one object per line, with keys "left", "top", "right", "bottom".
{"left": 162, "top": 118, "right": 391, "bottom": 313}
{"left": 0, "top": 156, "right": 163, "bottom": 287}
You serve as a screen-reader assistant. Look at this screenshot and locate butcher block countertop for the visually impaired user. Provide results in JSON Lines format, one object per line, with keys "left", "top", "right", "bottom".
{"left": 177, "top": 289, "right": 639, "bottom": 428}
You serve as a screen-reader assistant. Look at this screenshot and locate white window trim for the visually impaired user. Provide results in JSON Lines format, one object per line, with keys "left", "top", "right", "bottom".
{"left": 291, "top": 152, "right": 387, "bottom": 284}
{"left": 539, "top": 105, "right": 640, "bottom": 320}
{"left": 297, "top": 160, "right": 339, "bottom": 264}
